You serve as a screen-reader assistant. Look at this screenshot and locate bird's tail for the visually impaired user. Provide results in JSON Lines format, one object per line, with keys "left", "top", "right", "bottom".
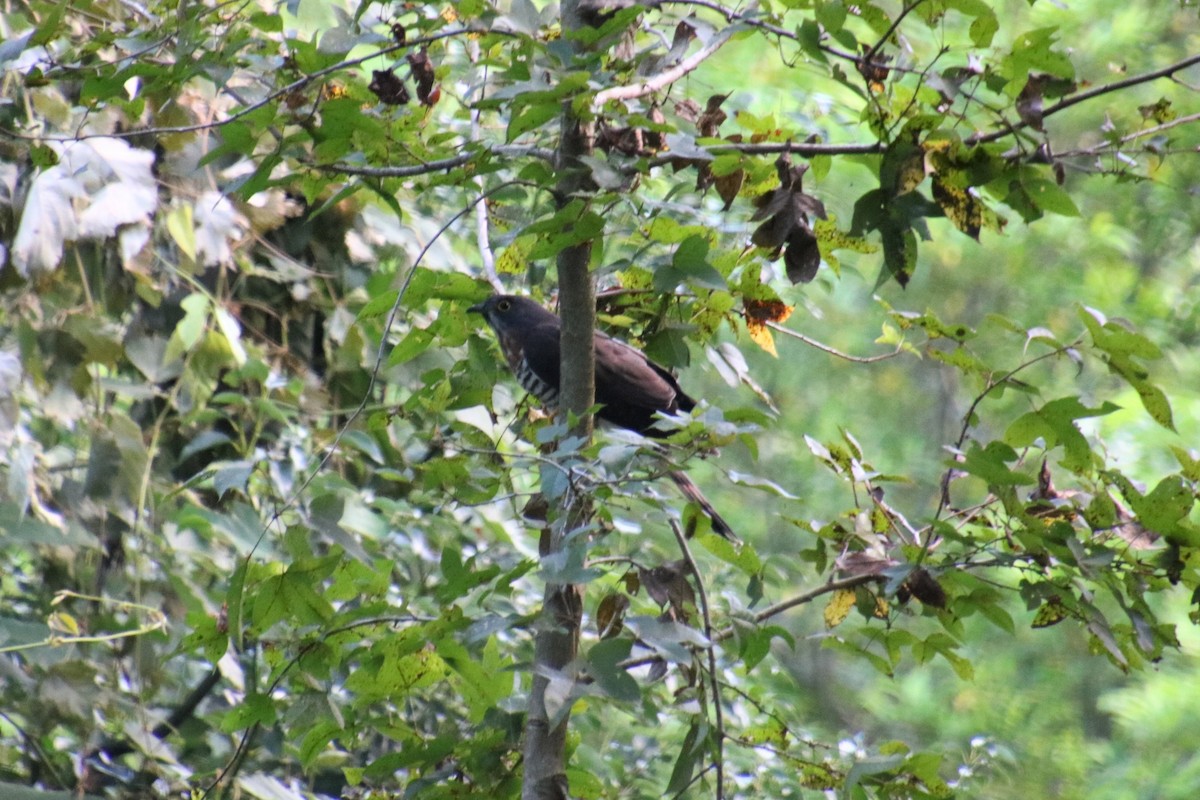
{"left": 668, "top": 470, "right": 739, "bottom": 543}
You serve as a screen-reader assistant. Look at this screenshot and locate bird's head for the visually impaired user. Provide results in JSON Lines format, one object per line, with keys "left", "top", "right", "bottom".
{"left": 468, "top": 294, "right": 554, "bottom": 335}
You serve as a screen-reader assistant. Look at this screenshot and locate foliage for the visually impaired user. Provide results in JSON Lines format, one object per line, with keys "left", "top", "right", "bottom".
{"left": 0, "top": 1, "right": 1198, "bottom": 798}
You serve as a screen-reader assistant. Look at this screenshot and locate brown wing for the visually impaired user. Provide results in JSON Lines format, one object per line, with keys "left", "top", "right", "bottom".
{"left": 594, "top": 333, "right": 694, "bottom": 436}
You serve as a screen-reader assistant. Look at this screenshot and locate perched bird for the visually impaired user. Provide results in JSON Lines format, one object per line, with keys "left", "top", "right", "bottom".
{"left": 469, "top": 294, "right": 736, "bottom": 541}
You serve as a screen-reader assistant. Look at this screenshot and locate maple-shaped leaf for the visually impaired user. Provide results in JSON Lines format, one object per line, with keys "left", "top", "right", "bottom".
{"left": 12, "top": 137, "right": 156, "bottom": 275}
{"left": 751, "top": 154, "right": 827, "bottom": 283}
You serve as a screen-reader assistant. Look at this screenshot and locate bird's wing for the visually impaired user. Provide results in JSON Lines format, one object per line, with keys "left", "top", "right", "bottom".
{"left": 594, "top": 334, "right": 694, "bottom": 434}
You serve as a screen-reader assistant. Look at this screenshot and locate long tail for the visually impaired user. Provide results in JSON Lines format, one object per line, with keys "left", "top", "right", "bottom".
{"left": 668, "top": 470, "right": 739, "bottom": 543}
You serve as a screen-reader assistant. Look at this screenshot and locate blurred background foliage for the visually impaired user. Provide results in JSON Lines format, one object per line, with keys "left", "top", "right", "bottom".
{"left": 0, "top": 0, "right": 1199, "bottom": 798}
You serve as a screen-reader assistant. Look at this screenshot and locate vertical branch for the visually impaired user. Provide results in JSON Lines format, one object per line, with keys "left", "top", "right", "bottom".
{"left": 521, "top": 3, "right": 595, "bottom": 799}
{"left": 670, "top": 521, "right": 726, "bottom": 799}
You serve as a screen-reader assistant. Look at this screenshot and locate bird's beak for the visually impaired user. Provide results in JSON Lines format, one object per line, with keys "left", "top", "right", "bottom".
{"left": 468, "top": 301, "right": 485, "bottom": 314}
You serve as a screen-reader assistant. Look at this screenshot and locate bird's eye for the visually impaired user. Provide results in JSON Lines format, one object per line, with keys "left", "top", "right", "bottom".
{"left": 497, "top": 299, "right": 511, "bottom": 312}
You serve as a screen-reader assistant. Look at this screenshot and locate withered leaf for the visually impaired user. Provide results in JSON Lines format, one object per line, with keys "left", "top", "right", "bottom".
{"left": 1017, "top": 72, "right": 1078, "bottom": 131}
{"left": 714, "top": 167, "right": 744, "bottom": 211}
{"left": 744, "top": 298, "right": 794, "bottom": 357}
{"left": 898, "top": 568, "right": 947, "bottom": 608}
{"left": 644, "top": 104, "right": 667, "bottom": 151}
{"left": 824, "top": 588, "right": 856, "bottom": 628}
{"left": 674, "top": 97, "right": 701, "bottom": 123}
{"left": 750, "top": 154, "right": 827, "bottom": 283}
{"left": 835, "top": 550, "right": 896, "bottom": 577}
{"left": 784, "top": 223, "right": 820, "bottom": 284}
{"left": 639, "top": 560, "right": 695, "bottom": 619}
{"left": 665, "top": 19, "right": 697, "bottom": 65}
{"left": 597, "top": 120, "right": 645, "bottom": 156}
{"left": 596, "top": 592, "right": 630, "bottom": 639}
{"left": 407, "top": 49, "right": 438, "bottom": 106}
{"left": 1016, "top": 75, "right": 1047, "bottom": 131}
{"left": 1138, "top": 97, "right": 1176, "bottom": 124}
{"left": 391, "top": 23, "right": 406, "bottom": 44}
{"left": 697, "top": 93, "right": 729, "bottom": 137}
{"left": 857, "top": 45, "right": 891, "bottom": 93}
{"left": 369, "top": 69, "right": 409, "bottom": 105}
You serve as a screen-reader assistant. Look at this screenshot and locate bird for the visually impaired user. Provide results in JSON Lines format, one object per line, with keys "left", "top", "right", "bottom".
{"left": 469, "top": 294, "right": 737, "bottom": 541}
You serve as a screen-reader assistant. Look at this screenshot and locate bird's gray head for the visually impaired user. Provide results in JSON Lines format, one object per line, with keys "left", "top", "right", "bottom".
{"left": 468, "top": 294, "right": 557, "bottom": 335}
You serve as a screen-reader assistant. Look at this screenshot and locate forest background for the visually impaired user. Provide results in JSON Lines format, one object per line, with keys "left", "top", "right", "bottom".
{"left": 1, "top": 1, "right": 1200, "bottom": 799}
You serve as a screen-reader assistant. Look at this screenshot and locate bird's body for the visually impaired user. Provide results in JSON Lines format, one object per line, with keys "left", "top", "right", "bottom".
{"left": 470, "top": 294, "right": 736, "bottom": 541}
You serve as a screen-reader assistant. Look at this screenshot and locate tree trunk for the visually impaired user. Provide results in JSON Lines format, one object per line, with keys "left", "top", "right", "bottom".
{"left": 520, "top": 3, "right": 595, "bottom": 799}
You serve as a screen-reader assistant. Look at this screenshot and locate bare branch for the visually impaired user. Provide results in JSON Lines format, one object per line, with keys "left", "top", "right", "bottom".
{"left": 670, "top": 520, "right": 725, "bottom": 800}
{"left": 1055, "top": 111, "right": 1200, "bottom": 159}
{"left": 767, "top": 321, "right": 907, "bottom": 363}
{"left": 593, "top": 25, "right": 736, "bottom": 108}
{"left": 663, "top": 0, "right": 921, "bottom": 75}
{"left": 617, "top": 573, "right": 883, "bottom": 672}
{"left": 861, "top": 0, "right": 929, "bottom": 68}
{"left": 735, "top": 573, "right": 882, "bottom": 636}
{"left": 968, "top": 53, "right": 1200, "bottom": 146}
{"left": 0, "top": 27, "right": 494, "bottom": 144}
{"left": 315, "top": 144, "right": 555, "bottom": 180}
{"left": 933, "top": 340, "right": 1083, "bottom": 526}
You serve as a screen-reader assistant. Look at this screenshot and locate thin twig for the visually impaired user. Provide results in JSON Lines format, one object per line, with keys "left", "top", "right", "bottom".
{"left": 669, "top": 519, "right": 724, "bottom": 800}
{"left": 967, "top": 53, "right": 1200, "bottom": 146}
{"left": 766, "top": 321, "right": 907, "bottom": 363}
{"left": 0, "top": 27, "right": 491, "bottom": 143}
{"left": 315, "top": 144, "right": 555, "bottom": 179}
{"left": 861, "top": 0, "right": 928, "bottom": 68}
{"left": 663, "top": 0, "right": 921, "bottom": 74}
{"left": 648, "top": 140, "right": 883, "bottom": 166}
{"left": 593, "top": 25, "right": 735, "bottom": 107}
{"left": 932, "top": 340, "right": 1082, "bottom": 526}
{"left": 1055, "top": 111, "right": 1200, "bottom": 159}
{"left": 468, "top": 39, "right": 501, "bottom": 289}
{"left": 617, "top": 573, "right": 882, "bottom": 672}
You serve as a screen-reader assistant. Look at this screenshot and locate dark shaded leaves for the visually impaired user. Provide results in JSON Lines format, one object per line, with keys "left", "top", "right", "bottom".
{"left": 368, "top": 69, "right": 409, "bottom": 105}
{"left": 751, "top": 154, "right": 827, "bottom": 283}
{"left": 407, "top": 49, "right": 439, "bottom": 106}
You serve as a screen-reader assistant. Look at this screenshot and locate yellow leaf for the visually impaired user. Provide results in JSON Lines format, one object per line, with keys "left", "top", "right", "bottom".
{"left": 873, "top": 597, "right": 890, "bottom": 619}
{"left": 747, "top": 320, "right": 778, "bottom": 357}
{"left": 824, "top": 589, "right": 856, "bottom": 628}
{"left": 166, "top": 204, "right": 196, "bottom": 262}
{"left": 49, "top": 611, "right": 80, "bottom": 636}
{"left": 496, "top": 234, "right": 535, "bottom": 275}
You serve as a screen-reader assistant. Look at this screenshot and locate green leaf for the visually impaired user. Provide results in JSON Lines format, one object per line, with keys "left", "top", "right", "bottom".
{"left": 213, "top": 460, "right": 255, "bottom": 499}
{"left": 222, "top": 693, "right": 277, "bottom": 732}
{"left": 586, "top": 638, "right": 640, "bottom": 701}
{"left": 164, "top": 292, "right": 209, "bottom": 362}
{"left": 1005, "top": 397, "right": 1118, "bottom": 472}
{"left": 666, "top": 720, "right": 705, "bottom": 795}
{"left": 960, "top": 441, "right": 1035, "bottom": 487}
